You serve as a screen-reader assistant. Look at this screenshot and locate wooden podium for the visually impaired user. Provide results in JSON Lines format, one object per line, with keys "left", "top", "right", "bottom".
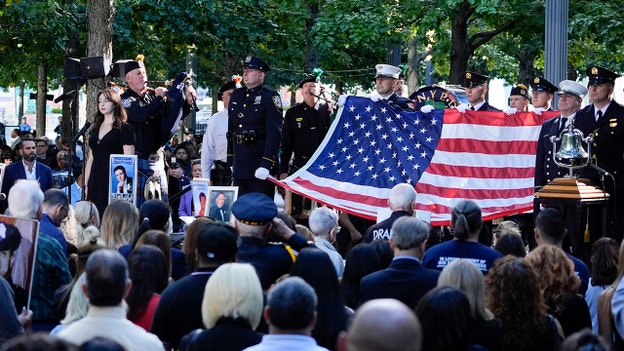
{"left": 534, "top": 177, "right": 609, "bottom": 262}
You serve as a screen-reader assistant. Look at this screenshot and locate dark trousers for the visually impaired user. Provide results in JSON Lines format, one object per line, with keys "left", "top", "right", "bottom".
{"left": 234, "top": 178, "right": 275, "bottom": 199}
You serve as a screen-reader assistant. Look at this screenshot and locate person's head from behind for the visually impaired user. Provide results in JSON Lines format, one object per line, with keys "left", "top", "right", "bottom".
{"left": 136, "top": 199, "right": 171, "bottom": 240}
{"left": 389, "top": 216, "right": 430, "bottom": 257}
{"left": 415, "top": 286, "right": 472, "bottom": 351}
{"left": 100, "top": 200, "right": 139, "bottom": 249}
{"left": 83, "top": 249, "right": 129, "bottom": 307}
{"left": 135, "top": 230, "right": 173, "bottom": 277}
{"left": 492, "top": 220, "right": 521, "bottom": 246}
{"left": 308, "top": 207, "right": 339, "bottom": 240}
{"left": 126, "top": 245, "right": 169, "bottom": 320}
{"left": 195, "top": 222, "right": 238, "bottom": 269}
{"left": 450, "top": 200, "right": 482, "bottom": 241}
{"left": 344, "top": 298, "right": 422, "bottom": 351}
{"left": 202, "top": 263, "right": 263, "bottom": 330}
{"left": 80, "top": 336, "right": 125, "bottom": 351}
{"left": 0, "top": 332, "right": 78, "bottom": 351}
{"left": 181, "top": 216, "right": 214, "bottom": 272}
{"left": 231, "top": 192, "right": 277, "bottom": 239}
{"left": 61, "top": 272, "right": 89, "bottom": 326}
{"left": 437, "top": 259, "right": 493, "bottom": 321}
{"left": 8, "top": 179, "right": 44, "bottom": 220}
{"left": 535, "top": 207, "right": 566, "bottom": 245}
{"left": 525, "top": 244, "right": 580, "bottom": 303}
{"left": 560, "top": 328, "right": 611, "bottom": 351}
{"left": 590, "top": 237, "right": 619, "bottom": 286}
{"left": 74, "top": 201, "right": 100, "bottom": 229}
{"left": 265, "top": 276, "right": 318, "bottom": 334}
{"left": 494, "top": 232, "right": 526, "bottom": 257}
{"left": 388, "top": 183, "right": 416, "bottom": 213}
{"left": 370, "top": 239, "right": 394, "bottom": 268}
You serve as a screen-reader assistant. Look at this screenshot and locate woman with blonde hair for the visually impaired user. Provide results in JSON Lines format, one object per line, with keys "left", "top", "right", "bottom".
{"left": 100, "top": 200, "right": 139, "bottom": 249}
{"left": 438, "top": 258, "right": 502, "bottom": 351}
{"left": 525, "top": 245, "right": 591, "bottom": 337}
{"left": 179, "top": 263, "right": 263, "bottom": 351}
{"left": 74, "top": 201, "right": 100, "bottom": 230}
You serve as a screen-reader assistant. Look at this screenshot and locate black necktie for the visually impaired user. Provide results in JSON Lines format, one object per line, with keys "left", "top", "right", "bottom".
{"left": 559, "top": 117, "right": 568, "bottom": 133}
{"left": 597, "top": 110, "right": 603, "bottom": 122}
{"left": 470, "top": 106, "right": 475, "bottom": 110}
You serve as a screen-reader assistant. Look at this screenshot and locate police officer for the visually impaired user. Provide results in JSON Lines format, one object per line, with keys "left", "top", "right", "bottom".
{"left": 121, "top": 55, "right": 196, "bottom": 207}
{"left": 456, "top": 71, "right": 501, "bottom": 112}
{"left": 530, "top": 76, "right": 558, "bottom": 112}
{"left": 228, "top": 56, "right": 283, "bottom": 198}
{"left": 232, "top": 192, "right": 313, "bottom": 290}
{"left": 576, "top": 66, "right": 624, "bottom": 240}
{"left": 535, "top": 80, "right": 588, "bottom": 188}
{"left": 505, "top": 84, "right": 530, "bottom": 114}
{"left": 280, "top": 73, "right": 332, "bottom": 218}
{"left": 372, "top": 64, "right": 415, "bottom": 111}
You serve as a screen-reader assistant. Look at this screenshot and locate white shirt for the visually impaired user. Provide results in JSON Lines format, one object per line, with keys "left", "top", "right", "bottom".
{"left": 21, "top": 160, "right": 37, "bottom": 180}
{"left": 201, "top": 110, "right": 229, "bottom": 179}
{"left": 243, "top": 334, "right": 329, "bottom": 351}
{"left": 57, "top": 305, "right": 165, "bottom": 351}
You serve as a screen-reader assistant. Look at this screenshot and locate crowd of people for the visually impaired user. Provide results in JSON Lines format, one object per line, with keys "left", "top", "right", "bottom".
{"left": 0, "top": 57, "right": 623, "bottom": 351}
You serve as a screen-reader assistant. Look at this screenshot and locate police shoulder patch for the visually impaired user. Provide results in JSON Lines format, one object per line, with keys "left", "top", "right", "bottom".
{"left": 122, "top": 98, "right": 132, "bottom": 108}
{"left": 272, "top": 95, "right": 282, "bottom": 109}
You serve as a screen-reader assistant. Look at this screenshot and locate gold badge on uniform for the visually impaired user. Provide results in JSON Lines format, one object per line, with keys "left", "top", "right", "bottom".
{"left": 591, "top": 66, "right": 598, "bottom": 75}
{"left": 296, "top": 117, "right": 303, "bottom": 129}
{"left": 610, "top": 118, "right": 618, "bottom": 128}
{"left": 465, "top": 72, "right": 472, "bottom": 79}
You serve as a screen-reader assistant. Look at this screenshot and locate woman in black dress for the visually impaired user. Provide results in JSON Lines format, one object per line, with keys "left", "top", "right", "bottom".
{"left": 85, "top": 89, "right": 135, "bottom": 215}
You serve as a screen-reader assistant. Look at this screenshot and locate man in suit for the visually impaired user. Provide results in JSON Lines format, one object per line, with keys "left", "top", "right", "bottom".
{"left": 359, "top": 216, "right": 440, "bottom": 309}
{"left": 1, "top": 139, "right": 53, "bottom": 212}
{"left": 457, "top": 71, "right": 501, "bottom": 112}
{"left": 575, "top": 66, "right": 624, "bottom": 241}
{"left": 535, "top": 80, "right": 588, "bottom": 189}
{"left": 208, "top": 192, "right": 230, "bottom": 222}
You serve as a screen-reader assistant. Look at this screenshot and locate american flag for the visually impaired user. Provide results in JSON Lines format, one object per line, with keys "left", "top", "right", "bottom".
{"left": 273, "top": 96, "right": 557, "bottom": 226}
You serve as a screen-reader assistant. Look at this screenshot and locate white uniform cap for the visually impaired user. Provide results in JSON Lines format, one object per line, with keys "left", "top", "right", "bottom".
{"left": 375, "top": 64, "right": 401, "bottom": 79}
{"left": 557, "top": 80, "right": 588, "bottom": 99}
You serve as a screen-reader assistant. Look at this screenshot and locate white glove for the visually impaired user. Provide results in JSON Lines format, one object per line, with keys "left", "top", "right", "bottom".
{"left": 533, "top": 107, "right": 545, "bottom": 115}
{"left": 504, "top": 107, "right": 518, "bottom": 115}
{"left": 254, "top": 167, "right": 270, "bottom": 180}
{"left": 420, "top": 105, "right": 435, "bottom": 113}
{"left": 337, "top": 95, "right": 347, "bottom": 107}
{"left": 455, "top": 103, "right": 470, "bottom": 113}
{"left": 370, "top": 92, "right": 380, "bottom": 102}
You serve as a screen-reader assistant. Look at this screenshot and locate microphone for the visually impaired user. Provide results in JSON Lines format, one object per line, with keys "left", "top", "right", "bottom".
{"left": 72, "top": 122, "right": 92, "bottom": 144}
{"left": 54, "top": 90, "right": 76, "bottom": 103}
{"left": 589, "top": 163, "right": 611, "bottom": 177}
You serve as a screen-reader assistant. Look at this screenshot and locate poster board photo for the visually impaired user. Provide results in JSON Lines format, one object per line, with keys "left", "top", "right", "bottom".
{"left": 206, "top": 186, "right": 238, "bottom": 223}
{"left": 0, "top": 214, "right": 39, "bottom": 311}
{"left": 109, "top": 154, "right": 138, "bottom": 207}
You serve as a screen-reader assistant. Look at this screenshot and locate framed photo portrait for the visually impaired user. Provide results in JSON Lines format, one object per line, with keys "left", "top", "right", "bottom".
{"left": 206, "top": 186, "right": 238, "bottom": 223}
{"left": 191, "top": 179, "right": 210, "bottom": 217}
{"left": 109, "top": 154, "right": 138, "bottom": 207}
{"left": 0, "top": 214, "right": 39, "bottom": 311}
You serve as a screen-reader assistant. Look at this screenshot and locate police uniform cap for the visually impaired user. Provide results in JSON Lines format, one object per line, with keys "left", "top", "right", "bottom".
{"left": 218, "top": 81, "right": 241, "bottom": 100}
{"left": 231, "top": 192, "right": 277, "bottom": 226}
{"left": 196, "top": 222, "right": 238, "bottom": 260}
{"left": 586, "top": 66, "right": 621, "bottom": 85}
{"left": 298, "top": 73, "right": 319, "bottom": 88}
{"left": 374, "top": 64, "right": 401, "bottom": 80}
{"left": 530, "top": 76, "right": 557, "bottom": 94}
{"left": 123, "top": 59, "right": 145, "bottom": 74}
{"left": 244, "top": 56, "right": 270, "bottom": 72}
{"left": 462, "top": 71, "right": 489, "bottom": 88}
{"left": 509, "top": 84, "right": 529, "bottom": 99}
{"left": 0, "top": 223, "right": 21, "bottom": 252}
{"left": 557, "top": 80, "right": 588, "bottom": 99}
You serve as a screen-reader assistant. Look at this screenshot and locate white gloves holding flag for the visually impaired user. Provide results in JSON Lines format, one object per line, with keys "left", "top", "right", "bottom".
{"left": 455, "top": 103, "right": 470, "bottom": 113}
{"left": 337, "top": 95, "right": 347, "bottom": 107}
{"left": 533, "top": 107, "right": 545, "bottom": 115}
{"left": 254, "top": 167, "right": 270, "bottom": 180}
{"left": 504, "top": 107, "right": 518, "bottom": 115}
{"left": 420, "top": 105, "right": 435, "bottom": 113}
{"left": 370, "top": 92, "right": 381, "bottom": 102}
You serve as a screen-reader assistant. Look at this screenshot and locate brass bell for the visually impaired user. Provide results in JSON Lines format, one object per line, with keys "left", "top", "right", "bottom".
{"left": 550, "top": 122, "right": 592, "bottom": 177}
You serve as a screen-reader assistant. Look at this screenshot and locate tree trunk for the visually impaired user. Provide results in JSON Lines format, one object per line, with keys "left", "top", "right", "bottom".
{"left": 516, "top": 48, "right": 537, "bottom": 87}
{"left": 449, "top": 2, "right": 473, "bottom": 84}
{"left": 36, "top": 64, "right": 48, "bottom": 138}
{"left": 304, "top": 1, "right": 320, "bottom": 73}
{"left": 406, "top": 36, "right": 420, "bottom": 93}
{"left": 86, "top": 0, "right": 114, "bottom": 123}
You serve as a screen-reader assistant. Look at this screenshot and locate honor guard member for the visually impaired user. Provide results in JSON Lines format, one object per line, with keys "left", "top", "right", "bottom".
{"left": 456, "top": 71, "right": 501, "bottom": 112}
{"left": 372, "top": 64, "right": 415, "bottom": 111}
{"left": 201, "top": 78, "right": 241, "bottom": 185}
{"left": 535, "top": 80, "right": 588, "bottom": 188}
{"left": 227, "top": 56, "right": 283, "bottom": 198}
{"left": 280, "top": 73, "right": 332, "bottom": 218}
{"left": 233, "top": 193, "right": 314, "bottom": 290}
{"left": 505, "top": 84, "right": 530, "bottom": 114}
{"left": 576, "top": 66, "right": 624, "bottom": 241}
{"left": 530, "top": 76, "right": 558, "bottom": 112}
{"left": 121, "top": 55, "right": 196, "bottom": 207}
